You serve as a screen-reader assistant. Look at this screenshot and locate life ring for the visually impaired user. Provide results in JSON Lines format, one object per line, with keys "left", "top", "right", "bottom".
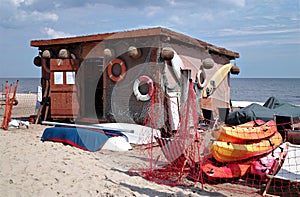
{"left": 133, "top": 75, "right": 154, "bottom": 101}
{"left": 196, "top": 66, "right": 207, "bottom": 88}
{"left": 107, "top": 58, "right": 126, "bottom": 82}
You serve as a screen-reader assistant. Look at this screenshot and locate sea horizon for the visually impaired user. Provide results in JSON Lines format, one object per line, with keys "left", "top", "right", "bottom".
{"left": 1, "top": 77, "right": 300, "bottom": 105}
{"left": 1, "top": 76, "right": 300, "bottom": 79}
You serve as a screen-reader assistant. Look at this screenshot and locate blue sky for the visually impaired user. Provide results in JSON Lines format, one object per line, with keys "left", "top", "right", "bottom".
{"left": 0, "top": 0, "right": 299, "bottom": 78}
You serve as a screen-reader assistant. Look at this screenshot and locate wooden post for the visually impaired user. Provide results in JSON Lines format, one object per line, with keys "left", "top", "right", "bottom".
{"left": 1, "top": 80, "right": 18, "bottom": 130}
{"left": 1, "top": 82, "right": 9, "bottom": 130}
{"left": 35, "top": 80, "right": 50, "bottom": 124}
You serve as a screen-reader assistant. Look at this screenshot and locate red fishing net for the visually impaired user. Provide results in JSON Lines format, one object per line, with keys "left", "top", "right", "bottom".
{"left": 129, "top": 81, "right": 207, "bottom": 187}
{"left": 129, "top": 81, "right": 300, "bottom": 196}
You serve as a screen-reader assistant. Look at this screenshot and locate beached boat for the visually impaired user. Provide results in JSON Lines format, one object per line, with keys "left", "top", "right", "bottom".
{"left": 95, "top": 122, "right": 161, "bottom": 145}
{"left": 41, "top": 126, "right": 132, "bottom": 152}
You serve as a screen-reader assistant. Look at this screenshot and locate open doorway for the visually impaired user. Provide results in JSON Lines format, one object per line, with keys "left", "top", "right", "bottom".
{"left": 81, "top": 58, "right": 104, "bottom": 119}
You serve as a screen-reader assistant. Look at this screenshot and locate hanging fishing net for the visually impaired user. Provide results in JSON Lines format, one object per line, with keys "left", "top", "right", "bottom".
{"left": 129, "top": 79, "right": 300, "bottom": 196}
{"left": 129, "top": 81, "right": 212, "bottom": 187}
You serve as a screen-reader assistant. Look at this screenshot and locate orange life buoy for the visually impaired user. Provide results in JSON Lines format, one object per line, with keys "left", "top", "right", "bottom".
{"left": 107, "top": 58, "right": 126, "bottom": 82}
{"left": 133, "top": 75, "right": 154, "bottom": 101}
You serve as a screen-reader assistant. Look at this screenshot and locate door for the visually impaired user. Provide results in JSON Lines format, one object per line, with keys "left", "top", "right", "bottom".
{"left": 50, "top": 59, "right": 79, "bottom": 119}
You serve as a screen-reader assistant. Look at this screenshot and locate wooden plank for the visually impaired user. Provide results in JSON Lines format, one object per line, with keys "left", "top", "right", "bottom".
{"left": 50, "top": 59, "right": 79, "bottom": 71}
{"left": 50, "top": 92, "right": 79, "bottom": 116}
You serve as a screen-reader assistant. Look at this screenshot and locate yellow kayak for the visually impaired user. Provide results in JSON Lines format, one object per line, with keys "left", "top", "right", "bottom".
{"left": 213, "top": 120, "right": 276, "bottom": 143}
{"left": 211, "top": 131, "right": 282, "bottom": 163}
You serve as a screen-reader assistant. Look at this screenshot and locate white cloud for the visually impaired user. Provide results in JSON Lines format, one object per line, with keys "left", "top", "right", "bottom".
{"left": 169, "top": 15, "right": 185, "bottom": 26}
{"left": 17, "top": 10, "right": 58, "bottom": 22}
{"left": 144, "top": 6, "right": 162, "bottom": 17}
{"left": 290, "top": 15, "right": 300, "bottom": 21}
{"left": 1, "top": 0, "right": 58, "bottom": 28}
{"left": 9, "top": 0, "right": 35, "bottom": 7}
{"left": 1, "top": 0, "right": 299, "bottom": 78}
{"left": 165, "top": 0, "right": 176, "bottom": 6}
{"left": 42, "top": 27, "right": 74, "bottom": 38}
{"left": 225, "top": 40, "right": 271, "bottom": 48}
{"left": 217, "top": 31, "right": 300, "bottom": 48}
{"left": 210, "top": 26, "right": 300, "bottom": 37}
{"left": 225, "top": 37, "right": 300, "bottom": 48}
{"left": 35, "top": 11, "right": 58, "bottom": 21}
{"left": 227, "top": 0, "right": 246, "bottom": 7}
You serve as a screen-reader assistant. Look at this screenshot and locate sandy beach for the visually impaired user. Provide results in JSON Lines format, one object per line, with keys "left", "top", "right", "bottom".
{"left": 1, "top": 95, "right": 297, "bottom": 196}
{"left": 0, "top": 124, "right": 239, "bottom": 197}
{"left": 0, "top": 94, "right": 277, "bottom": 197}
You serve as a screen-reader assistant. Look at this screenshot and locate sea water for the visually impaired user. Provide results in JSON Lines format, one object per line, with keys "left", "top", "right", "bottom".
{"left": 1, "top": 78, "right": 300, "bottom": 105}
{"left": 0, "top": 78, "right": 40, "bottom": 94}
{"left": 230, "top": 78, "right": 300, "bottom": 105}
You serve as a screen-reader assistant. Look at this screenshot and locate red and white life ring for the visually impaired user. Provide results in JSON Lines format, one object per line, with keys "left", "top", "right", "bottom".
{"left": 133, "top": 75, "right": 154, "bottom": 101}
{"left": 196, "top": 66, "right": 207, "bottom": 88}
{"left": 107, "top": 58, "right": 126, "bottom": 82}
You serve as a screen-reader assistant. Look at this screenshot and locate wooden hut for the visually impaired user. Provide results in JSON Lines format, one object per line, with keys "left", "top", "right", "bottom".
{"left": 30, "top": 27, "right": 239, "bottom": 127}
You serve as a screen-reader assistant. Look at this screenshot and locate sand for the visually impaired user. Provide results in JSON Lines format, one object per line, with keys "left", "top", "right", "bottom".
{"left": 0, "top": 124, "right": 239, "bottom": 197}
{"left": 0, "top": 93, "right": 266, "bottom": 196}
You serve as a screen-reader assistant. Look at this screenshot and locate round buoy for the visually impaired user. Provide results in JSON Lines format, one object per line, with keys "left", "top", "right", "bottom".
{"left": 33, "top": 56, "right": 42, "bottom": 67}
{"left": 202, "top": 58, "right": 215, "bottom": 69}
{"left": 42, "top": 50, "right": 52, "bottom": 59}
{"left": 128, "top": 46, "right": 141, "bottom": 59}
{"left": 58, "top": 49, "right": 70, "bottom": 59}
{"left": 107, "top": 58, "right": 127, "bottom": 82}
{"left": 161, "top": 47, "right": 174, "bottom": 60}
{"left": 230, "top": 65, "right": 240, "bottom": 75}
{"left": 104, "top": 48, "right": 115, "bottom": 58}
{"left": 133, "top": 75, "right": 154, "bottom": 101}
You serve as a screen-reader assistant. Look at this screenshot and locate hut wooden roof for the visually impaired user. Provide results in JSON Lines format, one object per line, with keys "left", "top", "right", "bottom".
{"left": 30, "top": 27, "right": 239, "bottom": 59}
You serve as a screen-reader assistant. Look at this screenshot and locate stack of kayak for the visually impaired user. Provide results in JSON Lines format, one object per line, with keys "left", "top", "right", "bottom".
{"left": 203, "top": 120, "right": 287, "bottom": 181}
{"left": 211, "top": 120, "right": 282, "bottom": 162}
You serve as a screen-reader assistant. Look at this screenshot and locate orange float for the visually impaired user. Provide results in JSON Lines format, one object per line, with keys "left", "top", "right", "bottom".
{"left": 107, "top": 58, "right": 126, "bottom": 82}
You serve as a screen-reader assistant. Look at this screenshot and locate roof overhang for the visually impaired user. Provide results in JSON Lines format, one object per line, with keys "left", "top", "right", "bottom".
{"left": 30, "top": 27, "right": 239, "bottom": 59}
